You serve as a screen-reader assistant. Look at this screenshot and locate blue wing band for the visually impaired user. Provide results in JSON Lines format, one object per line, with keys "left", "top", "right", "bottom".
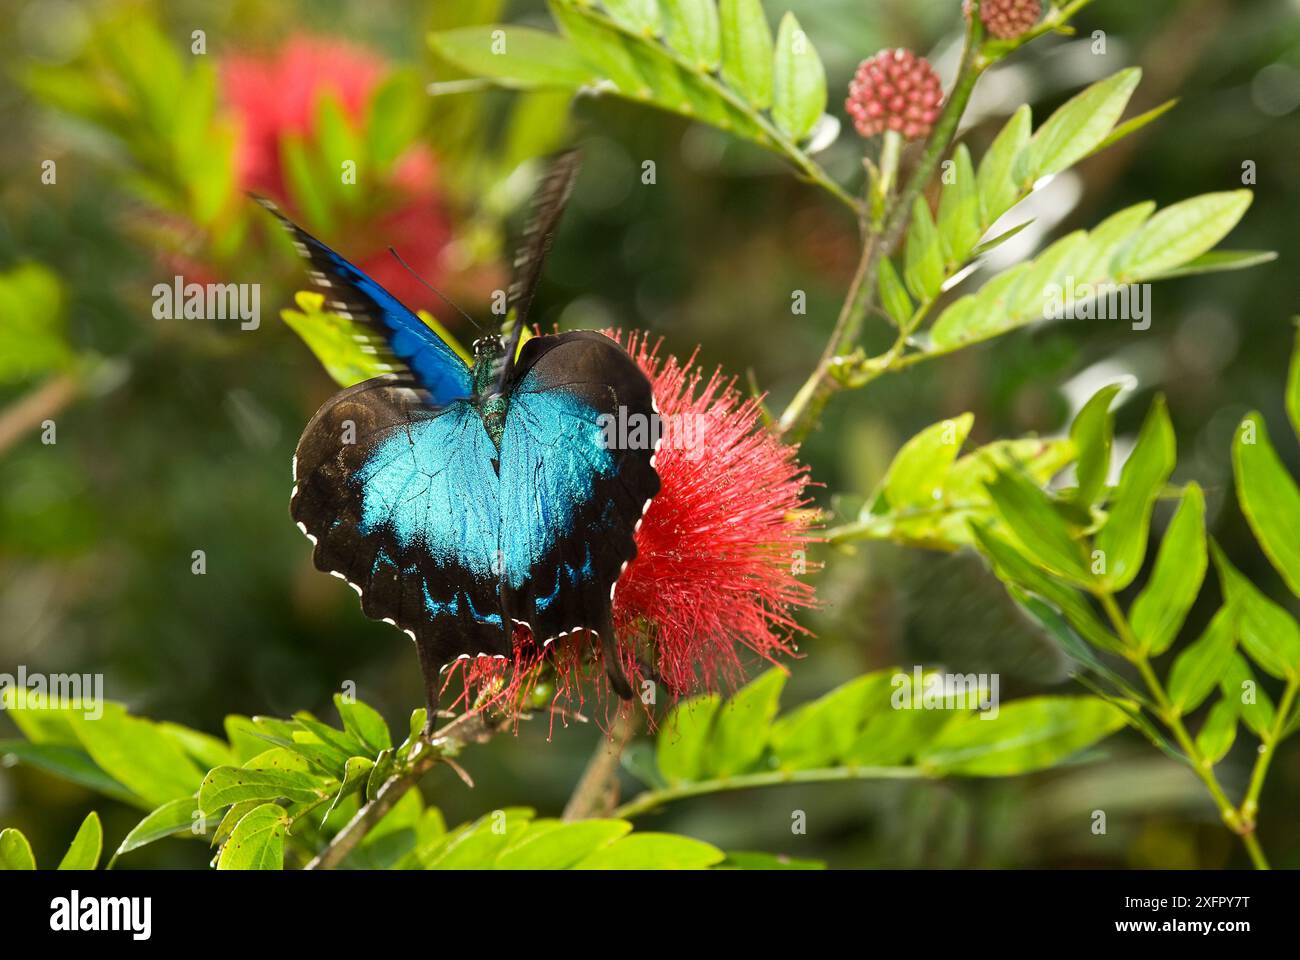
{"left": 256, "top": 196, "right": 473, "bottom": 406}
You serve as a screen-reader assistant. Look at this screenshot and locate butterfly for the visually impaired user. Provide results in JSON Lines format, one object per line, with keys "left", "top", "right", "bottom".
{"left": 258, "top": 153, "right": 661, "bottom": 730}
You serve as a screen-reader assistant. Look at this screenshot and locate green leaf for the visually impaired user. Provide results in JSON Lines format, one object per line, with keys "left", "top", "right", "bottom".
{"left": 602, "top": 0, "right": 663, "bottom": 36}
{"left": 70, "top": 711, "right": 205, "bottom": 808}
{"left": 0, "top": 686, "right": 84, "bottom": 746}
{"left": 398, "top": 708, "right": 428, "bottom": 756}
{"left": 1085, "top": 97, "right": 1177, "bottom": 158}
{"left": 367, "top": 749, "right": 397, "bottom": 801}
{"left": 315, "top": 94, "right": 363, "bottom": 214}
{"left": 877, "top": 256, "right": 914, "bottom": 328}
{"left": 1219, "top": 654, "right": 1275, "bottom": 737}
{"left": 282, "top": 291, "right": 403, "bottom": 388}
{"left": 1130, "top": 483, "right": 1207, "bottom": 655}
{"left": 1168, "top": 607, "right": 1237, "bottom": 714}
{"left": 428, "top": 25, "right": 598, "bottom": 89}
{"left": 365, "top": 69, "right": 426, "bottom": 171}
{"left": 334, "top": 695, "right": 392, "bottom": 754}
{"left": 1009, "top": 230, "right": 1087, "bottom": 320}
{"left": 1095, "top": 396, "right": 1176, "bottom": 590}
{"left": 425, "top": 808, "right": 534, "bottom": 868}
{"left": 769, "top": 672, "right": 894, "bottom": 769}
{"left": 1071, "top": 201, "right": 1155, "bottom": 283}
{"left": 903, "top": 197, "right": 945, "bottom": 302}
{"left": 937, "top": 144, "right": 983, "bottom": 266}
{"left": 496, "top": 819, "right": 631, "bottom": 869}
{"left": 1234, "top": 412, "right": 1300, "bottom": 599}
{"left": 293, "top": 712, "right": 368, "bottom": 765}
{"left": 57, "top": 812, "right": 103, "bottom": 870}
{"left": 548, "top": 0, "right": 765, "bottom": 140}
{"left": 216, "top": 803, "right": 288, "bottom": 870}
{"left": 972, "top": 525, "right": 1120, "bottom": 653}
{"left": 841, "top": 672, "right": 965, "bottom": 765}
{"left": 1019, "top": 68, "right": 1141, "bottom": 183}
{"left": 223, "top": 715, "right": 269, "bottom": 764}
{"left": 327, "top": 757, "right": 376, "bottom": 819}
{"left": 985, "top": 468, "right": 1091, "bottom": 582}
{"left": 770, "top": 13, "right": 825, "bottom": 141}
{"left": 1016, "top": 595, "right": 1153, "bottom": 712}
{"left": 971, "top": 218, "right": 1034, "bottom": 257}
{"left": 719, "top": 0, "right": 774, "bottom": 108}
{"left": 158, "top": 722, "right": 234, "bottom": 770}
{"left": 1141, "top": 249, "right": 1276, "bottom": 280}
{"left": 657, "top": 694, "right": 721, "bottom": 785}
{"left": 871, "top": 414, "right": 974, "bottom": 511}
{"left": 703, "top": 669, "right": 785, "bottom": 777}
{"left": 927, "top": 191, "right": 1247, "bottom": 356}
{"left": 976, "top": 105, "right": 1031, "bottom": 225}
{"left": 1115, "top": 191, "right": 1253, "bottom": 282}
{"left": 0, "top": 828, "right": 36, "bottom": 870}
{"left": 918, "top": 696, "right": 1128, "bottom": 776}
{"left": 1069, "top": 383, "right": 1123, "bottom": 507}
{"left": 116, "top": 798, "right": 202, "bottom": 858}
{"left": 280, "top": 134, "right": 331, "bottom": 233}
{"left": 199, "top": 765, "right": 330, "bottom": 814}
{"left": 0, "top": 741, "right": 140, "bottom": 806}
{"left": 660, "top": 0, "right": 721, "bottom": 71}
{"left": 1195, "top": 698, "right": 1238, "bottom": 765}
{"left": 212, "top": 800, "right": 261, "bottom": 851}
{"left": 843, "top": 431, "right": 1074, "bottom": 552}
{"left": 0, "top": 263, "right": 73, "bottom": 384}
{"left": 1211, "top": 543, "right": 1300, "bottom": 680}
{"left": 572, "top": 832, "right": 724, "bottom": 869}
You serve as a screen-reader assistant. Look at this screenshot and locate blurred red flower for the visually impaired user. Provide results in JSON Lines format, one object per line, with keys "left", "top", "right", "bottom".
{"left": 454, "top": 333, "right": 817, "bottom": 725}
{"left": 222, "top": 35, "right": 452, "bottom": 307}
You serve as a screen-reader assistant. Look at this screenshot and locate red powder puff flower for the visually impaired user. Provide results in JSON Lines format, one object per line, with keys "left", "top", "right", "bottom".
{"left": 452, "top": 333, "right": 817, "bottom": 724}
{"left": 846, "top": 49, "right": 945, "bottom": 141}
{"left": 222, "top": 35, "right": 453, "bottom": 307}
{"left": 964, "top": 0, "right": 1042, "bottom": 40}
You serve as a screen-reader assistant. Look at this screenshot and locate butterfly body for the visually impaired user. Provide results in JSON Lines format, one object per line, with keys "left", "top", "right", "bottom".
{"left": 263, "top": 154, "right": 657, "bottom": 726}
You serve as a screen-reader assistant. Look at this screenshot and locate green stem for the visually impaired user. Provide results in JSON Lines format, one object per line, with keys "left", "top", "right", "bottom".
{"left": 303, "top": 708, "right": 504, "bottom": 870}
{"left": 1096, "top": 591, "right": 1269, "bottom": 870}
{"left": 1240, "top": 676, "right": 1299, "bottom": 829}
{"left": 613, "top": 765, "right": 926, "bottom": 820}
{"left": 776, "top": 0, "right": 1106, "bottom": 443}
{"left": 777, "top": 21, "right": 986, "bottom": 442}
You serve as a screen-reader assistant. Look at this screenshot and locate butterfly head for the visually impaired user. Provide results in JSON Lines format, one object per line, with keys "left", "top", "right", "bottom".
{"left": 472, "top": 335, "right": 504, "bottom": 362}
{"left": 470, "top": 335, "right": 506, "bottom": 398}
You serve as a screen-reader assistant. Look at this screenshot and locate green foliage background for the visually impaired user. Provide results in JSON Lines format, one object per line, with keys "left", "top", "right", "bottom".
{"left": 2, "top": 0, "right": 1299, "bottom": 867}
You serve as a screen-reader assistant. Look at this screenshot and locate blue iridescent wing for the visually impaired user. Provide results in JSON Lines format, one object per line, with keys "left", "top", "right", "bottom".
{"left": 290, "top": 379, "right": 511, "bottom": 674}
{"left": 497, "top": 331, "right": 661, "bottom": 691}
{"left": 257, "top": 197, "right": 473, "bottom": 405}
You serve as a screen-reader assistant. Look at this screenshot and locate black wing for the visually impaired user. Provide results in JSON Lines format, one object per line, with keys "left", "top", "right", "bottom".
{"left": 496, "top": 331, "right": 661, "bottom": 695}
{"left": 496, "top": 150, "right": 583, "bottom": 393}
{"left": 291, "top": 380, "right": 512, "bottom": 684}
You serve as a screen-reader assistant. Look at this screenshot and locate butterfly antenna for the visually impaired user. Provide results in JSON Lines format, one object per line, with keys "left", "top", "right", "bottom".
{"left": 387, "top": 247, "right": 484, "bottom": 333}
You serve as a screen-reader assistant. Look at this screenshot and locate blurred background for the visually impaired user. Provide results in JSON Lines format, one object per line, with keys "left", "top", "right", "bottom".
{"left": 1, "top": 0, "right": 1297, "bottom": 868}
